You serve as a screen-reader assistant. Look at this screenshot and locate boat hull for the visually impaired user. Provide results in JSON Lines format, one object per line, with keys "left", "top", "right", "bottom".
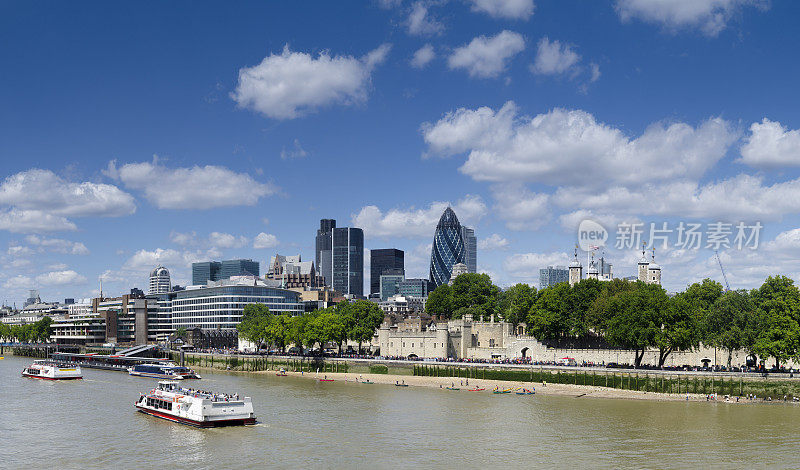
{"left": 22, "top": 372, "right": 82, "bottom": 380}
{"left": 135, "top": 405, "right": 255, "bottom": 428}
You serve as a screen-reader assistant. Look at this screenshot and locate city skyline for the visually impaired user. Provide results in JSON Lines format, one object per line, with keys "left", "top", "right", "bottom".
{"left": 4, "top": 2, "right": 800, "bottom": 305}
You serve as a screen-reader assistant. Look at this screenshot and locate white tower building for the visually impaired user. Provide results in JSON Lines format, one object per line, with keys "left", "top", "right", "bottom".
{"left": 587, "top": 253, "right": 599, "bottom": 280}
{"left": 568, "top": 248, "right": 583, "bottom": 286}
{"left": 149, "top": 266, "right": 171, "bottom": 294}
{"left": 647, "top": 248, "right": 661, "bottom": 285}
{"left": 637, "top": 243, "right": 650, "bottom": 282}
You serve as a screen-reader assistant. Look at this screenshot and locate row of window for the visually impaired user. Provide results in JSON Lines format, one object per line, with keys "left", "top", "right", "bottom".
{"left": 146, "top": 397, "right": 173, "bottom": 411}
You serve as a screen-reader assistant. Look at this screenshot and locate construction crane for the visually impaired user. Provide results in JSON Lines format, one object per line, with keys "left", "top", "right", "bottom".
{"left": 715, "top": 250, "right": 731, "bottom": 292}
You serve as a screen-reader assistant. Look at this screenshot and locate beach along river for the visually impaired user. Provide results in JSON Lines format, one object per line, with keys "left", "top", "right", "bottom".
{"left": 3, "top": 354, "right": 800, "bottom": 469}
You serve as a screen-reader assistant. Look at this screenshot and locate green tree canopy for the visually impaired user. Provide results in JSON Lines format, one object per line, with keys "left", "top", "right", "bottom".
{"left": 528, "top": 283, "right": 571, "bottom": 341}
{"left": 450, "top": 273, "right": 500, "bottom": 320}
{"left": 426, "top": 284, "right": 453, "bottom": 318}
{"left": 237, "top": 303, "right": 272, "bottom": 348}
{"left": 498, "top": 283, "right": 537, "bottom": 327}
{"left": 751, "top": 276, "right": 800, "bottom": 368}
{"left": 705, "top": 289, "right": 755, "bottom": 367}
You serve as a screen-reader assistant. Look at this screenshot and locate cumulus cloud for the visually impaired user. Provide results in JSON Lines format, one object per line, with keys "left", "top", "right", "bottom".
{"left": 0, "top": 209, "right": 77, "bottom": 233}
{"left": 491, "top": 185, "right": 550, "bottom": 231}
{"left": 231, "top": 44, "right": 390, "bottom": 120}
{"left": 410, "top": 44, "right": 436, "bottom": 68}
{"left": 3, "top": 275, "right": 33, "bottom": 289}
{"left": 615, "top": 0, "right": 767, "bottom": 36}
{"left": 352, "top": 195, "right": 487, "bottom": 238}
{"left": 7, "top": 245, "right": 34, "bottom": 257}
{"left": 0, "top": 169, "right": 136, "bottom": 218}
{"left": 35, "top": 270, "right": 87, "bottom": 286}
{"left": 407, "top": 2, "right": 444, "bottom": 36}
{"left": 503, "top": 251, "right": 570, "bottom": 278}
{"left": 530, "top": 37, "right": 581, "bottom": 76}
{"left": 422, "top": 101, "right": 738, "bottom": 188}
{"left": 478, "top": 233, "right": 510, "bottom": 250}
{"left": 739, "top": 118, "right": 800, "bottom": 167}
{"left": 169, "top": 231, "right": 197, "bottom": 246}
{"left": 253, "top": 232, "right": 279, "bottom": 249}
{"left": 208, "top": 232, "right": 248, "bottom": 249}
{"left": 106, "top": 158, "right": 276, "bottom": 210}
{"left": 24, "top": 235, "right": 90, "bottom": 255}
{"left": 448, "top": 30, "right": 525, "bottom": 78}
{"left": 469, "top": 0, "right": 534, "bottom": 20}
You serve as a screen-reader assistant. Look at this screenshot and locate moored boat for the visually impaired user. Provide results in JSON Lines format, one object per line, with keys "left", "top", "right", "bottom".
{"left": 22, "top": 360, "right": 82, "bottom": 380}
{"left": 134, "top": 381, "right": 256, "bottom": 427}
{"left": 128, "top": 363, "right": 201, "bottom": 380}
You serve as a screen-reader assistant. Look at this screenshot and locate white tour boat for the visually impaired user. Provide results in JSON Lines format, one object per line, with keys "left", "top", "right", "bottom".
{"left": 22, "top": 360, "right": 83, "bottom": 380}
{"left": 135, "top": 381, "right": 256, "bottom": 427}
{"left": 128, "top": 362, "right": 201, "bottom": 380}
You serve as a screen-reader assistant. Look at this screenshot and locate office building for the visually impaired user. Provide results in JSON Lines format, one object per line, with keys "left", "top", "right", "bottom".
{"left": 399, "top": 278, "right": 433, "bottom": 298}
{"left": 379, "top": 273, "right": 405, "bottom": 301}
{"left": 148, "top": 266, "right": 171, "bottom": 294}
{"left": 461, "top": 227, "right": 477, "bottom": 273}
{"left": 315, "top": 219, "right": 364, "bottom": 296}
{"left": 540, "top": 266, "right": 569, "bottom": 289}
{"left": 370, "top": 248, "right": 405, "bottom": 296}
{"left": 267, "top": 254, "right": 325, "bottom": 288}
{"left": 192, "top": 259, "right": 260, "bottom": 285}
{"left": 429, "top": 207, "right": 466, "bottom": 288}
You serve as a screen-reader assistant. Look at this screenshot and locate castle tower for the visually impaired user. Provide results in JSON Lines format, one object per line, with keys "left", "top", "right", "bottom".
{"left": 647, "top": 247, "right": 661, "bottom": 285}
{"left": 587, "top": 253, "right": 599, "bottom": 280}
{"left": 637, "top": 242, "right": 649, "bottom": 282}
{"left": 568, "top": 248, "right": 583, "bottom": 286}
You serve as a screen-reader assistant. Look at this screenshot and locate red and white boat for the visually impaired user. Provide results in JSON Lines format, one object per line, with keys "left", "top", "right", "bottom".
{"left": 22, "top": 360, "right": 83, "bottom": 380}
{"left": 135, "top": 381, "right": 256, "bottom": 427}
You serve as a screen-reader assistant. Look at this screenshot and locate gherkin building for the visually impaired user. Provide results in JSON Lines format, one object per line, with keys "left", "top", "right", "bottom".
{"left": 429, "top": 207, "right": 465, "bottom": 287}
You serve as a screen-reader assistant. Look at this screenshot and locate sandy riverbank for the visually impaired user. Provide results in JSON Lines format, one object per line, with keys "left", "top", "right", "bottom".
{"left": 195, "top": 364, "right": 759, "bottom": 404}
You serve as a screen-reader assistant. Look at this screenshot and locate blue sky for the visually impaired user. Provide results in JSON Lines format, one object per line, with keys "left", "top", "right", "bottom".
{"left": 2, "top": 0, "right": 800, "bottom": 304}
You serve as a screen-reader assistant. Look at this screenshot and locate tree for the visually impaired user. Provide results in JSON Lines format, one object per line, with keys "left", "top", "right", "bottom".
{"left": 603, "top": 283, "right": 665, "bottom": 367}
{"left": 265, "top": 315, "right": 293, "bottom": 353}
{"left": 528, "top": 283, "right": 571, "bottom": 341}
{"left": 655, "top": 292, "right": 702, "bottom": 367}
{"left": 751, "top": 276, "right": 800, "bottom": 368}
{"left": 32, "top": 316, "right": 53, "bottom": 343}
{"left": 498, "top": 283, "right": 536, "bottom": 327}
{"left": 705, "top": 290, "right": 754, "bottom": 368}
{"left": 237, "top": 303, "right": 272, "bottom": 349}
{"left": 450, "top": 273, "right": 500, "bottom": 320}
{"left": 426, "top": 284, "right": 453, "bottom": 318}
{"left": 566, "top": 278, "right": 604, "bottom": 337}
{"left": 345, "top": 300, "right": 383, "bottom": 353}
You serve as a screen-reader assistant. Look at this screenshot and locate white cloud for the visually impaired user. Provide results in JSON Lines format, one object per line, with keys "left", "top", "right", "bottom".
{"left": 503, "top": 251, "right": 570, "bottom": 278}
{"left": 208, "top": 232, "right": 248, "bottom": 249}
{"left": 35, "top": 270, "right": 87, "bottom": 286}
{"left": 739, "top": 118, "right": 800, "bottom": 167}
{"left": 422, "top": 101, "right": 737, "bottom": 188}
{"left": 491, "top": 185, "right": 550, "bottom": 231}
{"left": 107, "top": 158, "right": 277, "bottom": 210}
{"left": 530, "top": 37, "right": 580, "bottom": 76}
{"left": 169, "top": 231, "right": 197, "bottom": 246}
{"left": 478, "top": 233, "right": 509, "bottom": 250}
{"left": 47, "top": 263, "right": 68, "bottom": 271}
{"left": 7, "top": 245, "right": 34, "bottom": 257}
{"left": 24, "top": 235, "right": 89, "bottom": 255}
{"left": 589, "top": 62, "right": 601, "bottom": 82}
{"left": 407, "top": 2, "right": 444, "bottom": 36}
{"left": 0, "top": 209, "right": 77, "bottom": 233}
{"left": 410, "top": 44, "right": 436, "bottom": 69}
{"left": 280, "top": 139, "right": 308, "bottom": 160}
{"left": 448, "top": 30, "right": 525, "bottom": 78}
{"left": 3, "top": 275, "right": 33, "bottom": 289}
{"left": 469, "top": 0, "right": 534, "bottom": 20}
{"left": 352, "top": 194, "right": 488, "bottom": 238}
{"left": 615, "top": 0, "right": 766, "bottom": 37}
{"left": 253, "top": 232, "right": 279, "bottom": 249}
{"left": 0, "top": 169, "right": 136, "bottom": 218}
{"left": 231, "top": 44, "right": 390, "bottom": 120}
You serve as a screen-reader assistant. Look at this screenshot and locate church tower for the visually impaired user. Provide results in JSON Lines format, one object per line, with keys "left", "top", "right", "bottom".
{"left": 587, "top": 252, "right": 599, "bottom": 280}
{"left": 637, "top": 242, "right": 649, "bottom": 282}
{"left": 568, "top": 247, "right": 583, "bottom": 286}
{"left": 647, "top": 247, "right": 661, "bottom": 285}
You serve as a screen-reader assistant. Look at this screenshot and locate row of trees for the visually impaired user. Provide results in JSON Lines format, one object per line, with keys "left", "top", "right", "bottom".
{"left": 237, "top": 299, "right": 383, "bottom": 354}
{"left": 425, "top": 273, "right": 800, "bottom": 368}
{"left": 0, "top": 316, "right": 53, "bottom": 343}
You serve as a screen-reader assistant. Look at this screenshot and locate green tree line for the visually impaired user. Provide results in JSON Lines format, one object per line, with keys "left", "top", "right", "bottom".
{"left": 237, "top": 299, "right": 383, "bottom": 354}
{"left": 0, "top": 316, "right": 53, "bottom": 343}
{"left": 425, "top": 273, "right": 800, "bottom": 369}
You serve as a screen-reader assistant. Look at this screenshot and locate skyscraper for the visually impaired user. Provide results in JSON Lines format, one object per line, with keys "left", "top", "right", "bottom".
{"left": 316, "top": 219, "right": 364, "bottom": 296}
{"left": 540, "top": 266, "right": 569, "bottom": 289}
{"left": 429, "top": 207, "right": 465, "bottom": 288}
{"left": 461, "top": 226, "right": 477, "bottom": 273}
{"left": 148, "top": 266, "right": 171, "bottom": 294}
{"left": 370, "top": 248, "right": 405, "bottom": 296}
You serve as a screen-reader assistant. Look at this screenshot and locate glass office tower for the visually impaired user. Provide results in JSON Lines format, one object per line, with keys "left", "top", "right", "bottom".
{"left": 316, "top": 219, "right": 364, "bottom": 296}
{"left": 370, "top": 248, "right": 405, "bottom": 296}
{"left": 429, "top": 207, "right": 465, "bottom": 288}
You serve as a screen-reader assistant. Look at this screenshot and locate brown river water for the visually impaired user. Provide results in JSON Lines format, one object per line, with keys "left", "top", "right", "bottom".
{"left": 2, "top": 354, "right": 799, "bottom": 469}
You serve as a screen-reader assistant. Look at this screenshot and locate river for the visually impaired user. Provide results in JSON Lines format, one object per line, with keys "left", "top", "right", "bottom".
{"left": 3, "top": 354, "right": 799, "bottom": 469}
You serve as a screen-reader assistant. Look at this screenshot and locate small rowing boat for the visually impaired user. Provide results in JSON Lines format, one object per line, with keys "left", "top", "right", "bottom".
{"left": 492, "top": 387, "right": 512, "bottom": 394}
{"left": 446, "top": 387, "right": 460, "bottom": 391}
{"left": 468, "top": 387, "right": 485, "bottom": 392}
{"left": 319, "top": 378, "right": 334, "bottom": 382}
{"left": 395, "top": 382, "right": 409, "bottom": 387}
{"left": 515, "top": 388, "right": 535, "bottom": 395}
{"left": 361, "top": 380, "right": 374, "bottom": 384}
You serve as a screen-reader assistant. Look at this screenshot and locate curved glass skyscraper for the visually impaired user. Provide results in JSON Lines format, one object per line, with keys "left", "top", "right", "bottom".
{"left": 429, "top": 207, "right": 465, "bottom": 287}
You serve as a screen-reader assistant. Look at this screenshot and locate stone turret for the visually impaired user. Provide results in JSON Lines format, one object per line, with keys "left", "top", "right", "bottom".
{"left": 568, "top": 248, "right": 583, "bottom": 286}
{"left": 637, "top": 243, "right": 649, "bottom": 282}
{"left": 587, "top": 253, "right": 599, "bottom": 280}
{"left": 647, "top": 248, "right": 661, "bottom": 285}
